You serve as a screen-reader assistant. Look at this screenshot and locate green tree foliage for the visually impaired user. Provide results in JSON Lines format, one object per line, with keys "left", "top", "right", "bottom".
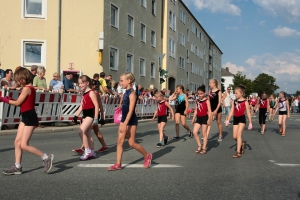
{"left": 221, "top": 78, "right": 225, "bottom": 93}
{"left": 232, "top": 71, "right": 253, "bottom": 97}
{"left": 295, "top": 90, "right": 300, "bottom": 96}
{"left": 252, "top": 73, "right": 279, "bottom": 96}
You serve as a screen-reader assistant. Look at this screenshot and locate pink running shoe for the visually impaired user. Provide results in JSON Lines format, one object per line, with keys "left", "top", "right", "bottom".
{"left": 72, "top": 148, "right": 84, "bottom": 154}
{"left": 97, "top": 146, "right": 108, "bottom": 153}
{"left": 143, "top": 153, "right": 153, "bottom": 168}
{"left": 108, "top": 163, "right": 122, "bottom": 171}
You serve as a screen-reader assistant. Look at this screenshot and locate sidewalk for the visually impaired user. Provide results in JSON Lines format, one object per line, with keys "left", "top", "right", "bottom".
{"left": 0, "top": 119, "right": 152, "bottom": 136}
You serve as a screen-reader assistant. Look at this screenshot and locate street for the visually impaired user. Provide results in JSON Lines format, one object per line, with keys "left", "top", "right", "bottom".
{"left": 1, "top": 115, "right": 300, "bottom": 200}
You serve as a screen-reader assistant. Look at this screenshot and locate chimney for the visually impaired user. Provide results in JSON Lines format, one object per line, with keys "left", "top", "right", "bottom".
{"left": 226, "top": 67, "right": 229, "bottom": 72}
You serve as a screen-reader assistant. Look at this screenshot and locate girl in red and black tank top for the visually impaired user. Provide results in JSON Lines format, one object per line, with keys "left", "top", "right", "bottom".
{"left": 258, "top": 93, "right": 269, "bottom": 134}
{"left": 0, "top": 68, "right": 54, "bottom": 175}
{"left": 72, "top": 89, "right": 108, "bottom": 154}
{"left": 152, "top": 92, "right": 174, "bottom": 147}
{"left": 72, "top": 75, "right": 99, "bottom": 161}
{"left": 191, "top": 85, "right": 212, "bottom": 155}
{"left": 226, "top": 85, "right": 252, "bottom": 158}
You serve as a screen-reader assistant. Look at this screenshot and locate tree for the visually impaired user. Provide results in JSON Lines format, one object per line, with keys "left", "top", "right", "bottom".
{"left": 231, "top": 71, "right": 253, "bottom": 97}
{"left": 220, "top": 78, "right": 225, "bottom": 93}
{"left": 252, "top": 73, "right": 279, "bottom": 96}
{"left": 295, "top": 90, "right": 300, "bottom": 96}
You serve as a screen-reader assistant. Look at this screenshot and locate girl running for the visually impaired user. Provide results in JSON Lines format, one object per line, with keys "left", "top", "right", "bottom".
{"left": 278, "top": 91, "right": 290, "bottom": 137}
{"left": 1, "top": 68, "right": 53, "bottom": 175}
{"left": 226, "top": 85, "right": 252, "bottom": 158}
{"left": 108, "top": 73, "right": 152, "bottom": 171}
{"left": 72, "top": 75, "right": 99, "bottom": 160}
{"left": 269, "top": 95, "right": 277, "bottom": 121}
{"left": 72, "top": 89, "right": 108, "bottom": 154}
{"left": 207, "top": 79, "right": 223, "bottom": 141}
{"left": 249, "top": 96, "right": 257, "bottom": 117}
{"left": 257, "top": 93, "right": 269, "bottom": 135}
{"left": 191, "top": 85, "right": 212, "bottom": 154}
{"left": 151, "top": 92, "right": 174, "bottom": 147}
{"left": 169, "top": 85, "right": 193, "bottom": 139}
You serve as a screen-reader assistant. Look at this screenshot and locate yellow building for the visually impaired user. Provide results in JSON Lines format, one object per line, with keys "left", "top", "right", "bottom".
{"left": 0, "top": 0, "right": 221, "bottom": 91}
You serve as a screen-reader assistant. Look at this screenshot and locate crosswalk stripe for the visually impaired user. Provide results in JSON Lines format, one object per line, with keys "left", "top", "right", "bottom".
{"left": 77, "top": 164, "right": 182, "bottom": 168}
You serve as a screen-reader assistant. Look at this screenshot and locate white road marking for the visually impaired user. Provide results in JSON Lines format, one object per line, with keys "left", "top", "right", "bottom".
{"left": 77, "top": 164, "right": 182, "bottom": 168}
{"left": 269, "top": 160, "right": 276, "bottom": 163}
{"left": 274, "top": 163, "right": 300, "bottom": 167}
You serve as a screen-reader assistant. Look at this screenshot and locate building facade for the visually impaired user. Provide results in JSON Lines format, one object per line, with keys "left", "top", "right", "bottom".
{"left": 221, "top": 67, "right": 234, "bottom": 90}
{"left": 0, "top": 0, "right": 222, "bottom": 91}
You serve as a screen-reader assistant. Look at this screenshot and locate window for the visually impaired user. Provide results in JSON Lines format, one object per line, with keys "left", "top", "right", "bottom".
{"left": 200, "top": 32, "right": 204, "bottom": 42}
{"left": 180, "top": 9, "right": 186, "bottom": 24}
{"left": 22, "top": 40, "right": 46, "bottom": 66}
{"left": 110, "top": 4, "right": 119, "bottom": 28}
{"left": 180, "top": 79, "right": 185, "bottom": 85}
{"left": 23, "top": 0, "right": 46, "bottom": 18}
{"left": 150, "top": 62, "right": 155, "bottom": 78}
{"left": 152, "top": 0, "right": 156, "bottom": 16}
{"left": 171, "top": 0, "right": 176, "bottom": 4}
{"left": 151, "top": 30, "right": 156, "bottom": 47}
{"left": 196, "top": 27, "right": 200, "bottom": 38}
{"left": 169, "top": 10, "right": 176, "bottom": 31}
{"left": 127, "top": 15, "right": 134, "bottom": 36}
{"left": 191, "top": 43, "right": 194, "bottom": 53}
{"left": 191, "top": 23, "right": 195, "bottom": 34}
{"left": 126, "top": 53, "right": 133, "bottom": 72}
{"left": 141, "top": 0, "right": 147, "bottom": 8}
{"left": 109, "top": 47, "right": 118, "bottom": 70}
{"left": 179, "top": 33, "right": 185, "bottom": 46}
{"left": 168, "top": 38, "right": 176, "bottom": 58}
{"left": 140, "top": 58, "right": 145, "bottom": 76}
{"left": 140, "top": 23, "right": 146, "bottom": 42}
{"left": 187, "top": 29, "right": 189, "bottom": 42}
{"left": 179, "top": 57, "right": 185, "bottom": 69}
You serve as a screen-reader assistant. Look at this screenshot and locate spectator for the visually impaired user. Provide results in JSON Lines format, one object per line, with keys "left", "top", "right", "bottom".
{"left": 31, "top": 65, "right": 38, "bottom": 78}
{"left": 49, "top": 72, "right": 64, "bottom": 92}
{"left": 1, "top": 69, "right": 17, "bottom": 90}
{"left": 33, "top": 66, "right": 48, "bottom": 91}
{"left": 105, "top": 75, "right": 114, "bottom": 95}
{"left": 63, "top": 72, "right": 78, "bottom": 93}
{"left": 92, "top": 73, "right": 100, "bottom": 92}
{"left": 99, "top": 72, "right": 107, "bottom": 94}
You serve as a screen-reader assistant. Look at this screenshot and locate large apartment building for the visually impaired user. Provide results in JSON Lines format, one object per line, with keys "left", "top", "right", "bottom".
{"left": 0, "top": 0, "right": 222, "bottom": 92}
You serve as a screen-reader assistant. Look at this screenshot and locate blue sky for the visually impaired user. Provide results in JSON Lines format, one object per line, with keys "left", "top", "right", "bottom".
{"left": 183, "top": 0, "right": 300, "bottom": 93}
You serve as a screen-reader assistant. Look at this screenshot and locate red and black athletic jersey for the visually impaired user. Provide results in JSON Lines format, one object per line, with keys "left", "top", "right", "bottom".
{"left": 20, "top": 86, "right": 36, "bottom": 113}
{"left": 250, "top": 99, "right": 257, "bottom": 106}
{"left": 157, "top": 101, "right": 167, "bottom": 116}
{"left": 234, "top": 100, "right": 246, "bottom": 117}
{"left": 196, "top": 99, "right": 208, "bottom": 117}
{"left": 81, "top": 90, "right": 95, "bottom": 110}
{"left": 259, "top": 98, "right": 268, "bottom": 109}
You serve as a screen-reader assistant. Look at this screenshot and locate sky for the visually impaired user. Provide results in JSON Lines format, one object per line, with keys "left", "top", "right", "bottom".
{"left": 183, "top": 0, "right": 300, "bottom": 94}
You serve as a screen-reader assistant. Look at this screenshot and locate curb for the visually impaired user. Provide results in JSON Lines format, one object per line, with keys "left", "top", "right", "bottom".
{"left": 0, "top": 119, "right": 152, "bottom": 136}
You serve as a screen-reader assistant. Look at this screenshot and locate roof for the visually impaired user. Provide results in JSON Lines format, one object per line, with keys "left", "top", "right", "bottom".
{"left": 221, "top": 68, "right": 234, "bottom": 76}
{"left": 179, "top": 0, "right": 223, "bottom": 54}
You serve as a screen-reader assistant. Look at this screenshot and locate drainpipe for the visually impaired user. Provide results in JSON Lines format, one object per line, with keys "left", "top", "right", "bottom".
{"left": 57, "top": 0, "right": 62, "bottom": 73}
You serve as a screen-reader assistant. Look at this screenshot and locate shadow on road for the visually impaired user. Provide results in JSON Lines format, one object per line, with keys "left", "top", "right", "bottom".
{"left": 229, "top": 141, "right": 252, "bottom": 152}
{"left": 0, "top": 147, "right": 14, "bottom": 153}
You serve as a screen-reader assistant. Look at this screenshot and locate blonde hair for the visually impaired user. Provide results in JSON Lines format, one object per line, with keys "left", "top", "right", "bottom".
{"left": 122, "top": 72, "right": 135, "bottom": 85}
{"left": 37, "top": 66, "right": 46, "bottom": 75}
{"left": 79, "top": 75, "right": 92, "bottom": 88}
{"left": 209, "top": 79, "right": 220, "bottom": 90}
{"left": 155, "top": 91, "right": 164, "bottom": 97}
{"left": 53, "top": 72, "right": 60, "bottom": 78}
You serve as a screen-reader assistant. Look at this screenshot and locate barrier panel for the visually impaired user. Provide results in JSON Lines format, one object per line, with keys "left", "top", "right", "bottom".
{"left": 0, "top": 89, "right": 198, "bottom": 127}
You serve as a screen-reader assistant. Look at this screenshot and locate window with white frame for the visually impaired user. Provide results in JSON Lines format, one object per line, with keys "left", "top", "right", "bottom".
{"left": 126, "top": 53, "right": 133, "bottom": 72}
{"left": 127, "top": 15, "right": 134, "bottom": 36}
{"left": 196, "top": 27, "right": 199, "bottom": 38}
{"left": 151, "top": 30, "right": 156, "bottom": 47}
{"left": 180, "top": 79, "right": 185, "bottom": 85}
{"left": 109, "top": 47, "right": 118, "bottom": 70}
{"left": 140, "top": 58, "right": 146, "bottom": 76}
{"left": 179, "top": 33, "right": 185, "bottom": 46}
{"left": 179, "top": 57, "right": 185, "bottom": 69}
{"left": 180, "top": 9, "right": 186, "bottom": 24}
{"left": 195, "top": 45, "right": 198, "bottom": 56}
{"left": 141, "top": 23, "right": 146, "bottom": 42}
{"left": 22, "top": 40, "right": 45, "bottom": 66}
{"left": 150, "top": 62, "right": 155, "bottom": 78}
{"left": 200, "top": 32, "right": 204, "bottom": 42}
{"left": 191, "top": 22, "right": 195, "bottom": 34}
{"left": 187, "top": 29, "right": 189, "bottom": 42}
{"left": 169, "top": 10, "right": 176, "bottom": 31}
{"left": 141, "top": 0, "right": 146, "bottom": 8}
{"left": 152, "top": 0, "right": 156, "bottom": 16}
{"left": 191, "top": 43, "right": 194, "bottom": 53}
{"left": 168, "top": 38, "right": 175, "bottom": 58}
{"left": 200, "top": 50, "right": 204, "bottom": 59}
{"left": 110, "top": 4, "right": 119, "bottom": 28}
{"left": 23, "top": 0, "right": 47, "bottom": 19}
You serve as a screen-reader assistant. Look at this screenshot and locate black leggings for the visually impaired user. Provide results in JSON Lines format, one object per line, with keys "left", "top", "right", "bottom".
{"left": 259, "top": 108, "right": 267, "bottom": 124}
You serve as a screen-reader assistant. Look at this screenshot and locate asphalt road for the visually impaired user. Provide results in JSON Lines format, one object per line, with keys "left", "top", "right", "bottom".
{"left": 1, "top": 114, "right": 300, "bottom": 200}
